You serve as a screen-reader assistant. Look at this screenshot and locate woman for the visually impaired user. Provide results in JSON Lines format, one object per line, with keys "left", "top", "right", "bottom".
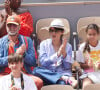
{"left": 77, "top": 24, "right": 100, "bottom": 88}
{"left": 34, "top": 19, "right": 77, "bottom": 87}
{"left": 0, "top": 0, "right": 33, "bottom": 37}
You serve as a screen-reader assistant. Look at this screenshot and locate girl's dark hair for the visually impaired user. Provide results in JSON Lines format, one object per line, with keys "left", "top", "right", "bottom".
{"left": 83, "top": 24, "right": 99, "bottom": 53}
{"left": 8, "top": 54, "right": 23, "bottom": 63}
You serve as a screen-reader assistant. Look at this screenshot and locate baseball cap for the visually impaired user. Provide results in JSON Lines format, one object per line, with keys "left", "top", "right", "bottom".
{"left": 7, "top": 15, "right": 20, "bottom": 25}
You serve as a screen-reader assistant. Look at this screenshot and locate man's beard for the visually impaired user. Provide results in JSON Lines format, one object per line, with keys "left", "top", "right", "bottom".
{"left": 6, "top": 27, "right": 20, "bottom": 36}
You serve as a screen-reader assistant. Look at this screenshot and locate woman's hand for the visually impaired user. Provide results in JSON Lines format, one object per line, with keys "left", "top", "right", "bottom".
{"left": 57, "top": 45, "right": 62, "bottom": 57}
{"left": 57, "top": 37, "right": 67, "bottom": 57}
{"left": 61, "top": 38, "right": 67, "bottom": 58}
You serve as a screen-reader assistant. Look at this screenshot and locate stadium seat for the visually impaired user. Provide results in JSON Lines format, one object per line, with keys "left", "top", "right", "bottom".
{"left": 77, "top": 17, "right": 100, "bottom": 44}
{"left": 83, "top": 84, "right": 100, "bottom": 90}
{"left": 41, "top": 85, "right": 74, "bottom": 90}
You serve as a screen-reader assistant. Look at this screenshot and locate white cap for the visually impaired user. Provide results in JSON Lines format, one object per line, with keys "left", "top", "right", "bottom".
{"left": 50, "top": 19, "right": 64, "bottom": 29}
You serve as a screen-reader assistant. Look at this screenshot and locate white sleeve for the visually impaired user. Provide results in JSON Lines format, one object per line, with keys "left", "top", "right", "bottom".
{"left": 0, "top": 78, "right": 3, "bottom": 90}
{"left": 76, "top": 49, "right": 85, "bottom": 63}
{"left": 76, "top": 44, "right": 85, "bottom": 63}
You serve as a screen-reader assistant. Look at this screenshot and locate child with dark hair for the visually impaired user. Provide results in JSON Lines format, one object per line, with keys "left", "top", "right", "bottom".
{"left": 0, "top": 54, "right": 37, "bottom": 90}
{"left": 77, "top": 24, "right": 100, "bottom": 88}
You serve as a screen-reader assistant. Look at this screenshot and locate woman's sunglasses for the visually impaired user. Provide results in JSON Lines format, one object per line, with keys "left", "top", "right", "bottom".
{"left": 49, "top": 27, "right": 64, "bottom": 33}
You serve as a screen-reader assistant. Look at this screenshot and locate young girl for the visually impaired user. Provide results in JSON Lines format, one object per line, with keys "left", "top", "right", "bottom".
{"left": 77, "top": 24, "right": 100, "bottom": 88}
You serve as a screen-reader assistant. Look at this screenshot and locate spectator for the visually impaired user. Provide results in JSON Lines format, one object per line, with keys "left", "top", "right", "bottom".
{"left": 34, "top": 19, "right": 77, "bottom": 88}
{"left": 77, "top": 24, "right": 100, "bottom": 89}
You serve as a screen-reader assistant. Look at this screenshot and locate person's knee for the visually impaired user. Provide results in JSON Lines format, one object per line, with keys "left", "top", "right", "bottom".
{"left": 83, "top": 78, "right": 93, "bottom": 88}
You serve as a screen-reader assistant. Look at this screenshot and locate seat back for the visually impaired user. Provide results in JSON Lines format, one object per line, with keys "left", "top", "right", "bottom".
{"left": 36, "top": 18, "right": 70, "bottom": 42}
{"left": 83, "top": 84, "right": 100, "bottom": 90}
{"left": 41, "top": 85, "right": 74, "bottom": 90}
{"left": 77, "top": 17, "right": 100, "bottom": 44}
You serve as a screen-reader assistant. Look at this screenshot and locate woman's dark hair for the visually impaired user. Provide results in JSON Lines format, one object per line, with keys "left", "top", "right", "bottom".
{"left": 8, "top": 54, "right": 23, "bottom": 63}
{"left": 60, "top": 34, "right": 63, "bottom": 44}
{"left": 83, "top": 24, "right": 99, "bottom": 53}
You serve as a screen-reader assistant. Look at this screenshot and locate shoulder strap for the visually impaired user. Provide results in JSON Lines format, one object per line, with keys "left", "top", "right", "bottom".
{"left": 24, "top": 37, "right": 28, "bottom": 50}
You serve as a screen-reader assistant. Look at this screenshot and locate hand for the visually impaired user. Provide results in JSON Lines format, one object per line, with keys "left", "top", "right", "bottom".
{"left": 9, "top": 41, "right": 15, "bottom": 47}
{"left": 95, "top": 61, "right": 100, "bottom": 70}
{"left": 61, "top": 38, "right": 67, "bottom": 58}
{"left": 0, "top": 13, "right": 8, "bottom": 23}
{"left": 57, "top": 38, "right": 67, "bottom": 57}
{"left": 87, "top": 59, "right": 93, "bottom": 68}
{"left": 16, "top": 44, "right": 26, "bottom": 55}
{"left": 61, "top": 76, "right": 69, "bottom": 81}
{"left": 4, "top": 0, "right": 12, "bottom": 15}
{"left": 62, "top": 50, "right": 67, "bottom": 58}
{"left": 62, "top": 37, "right": 67, "bottom": 48}
{"left": 10, "top": 85, "right": 21, "bottom": 90}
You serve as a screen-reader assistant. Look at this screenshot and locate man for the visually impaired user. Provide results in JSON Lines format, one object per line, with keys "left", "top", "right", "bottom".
{"left": 0, "top": 54, "right": 37, "bottom": 90}
{"left": 0, "top": 0, "right": 34, "bottom": 37}
{"left": 0, "top": 15, "right": 43, "bottom": 90}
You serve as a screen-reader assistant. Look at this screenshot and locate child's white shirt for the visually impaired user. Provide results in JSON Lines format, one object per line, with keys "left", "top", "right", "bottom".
{"left": 0, "top": 73, "right": 37, "bottom": 90}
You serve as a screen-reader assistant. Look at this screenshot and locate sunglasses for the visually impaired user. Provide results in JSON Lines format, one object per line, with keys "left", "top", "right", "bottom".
{"left": 49, "top": 27, "right": 64, "bottom": 33}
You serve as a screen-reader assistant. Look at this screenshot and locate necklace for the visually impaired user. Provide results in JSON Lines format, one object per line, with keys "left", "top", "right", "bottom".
{"left": 11, "top": 73, "right": 24, "bottom": 89}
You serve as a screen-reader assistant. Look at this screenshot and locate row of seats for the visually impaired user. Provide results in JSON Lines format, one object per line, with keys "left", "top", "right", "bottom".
{"left": 36, "top": 17, "right": 100, "bottom": 44}
{"left": 41, "top": 84, "right": 100, "bottom": 90}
